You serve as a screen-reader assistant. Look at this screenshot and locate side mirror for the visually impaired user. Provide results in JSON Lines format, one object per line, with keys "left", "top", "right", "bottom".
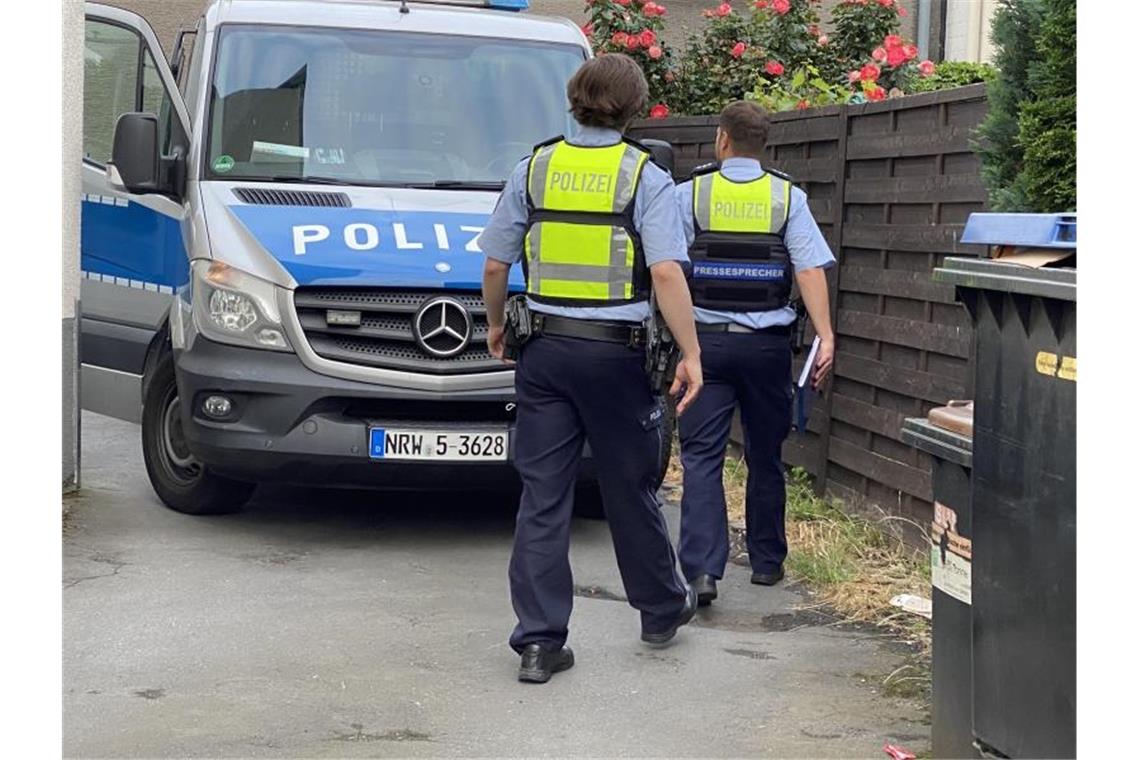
{"left": 641, "top": 138, "right": 675, "bottom": 178}
{"left": 110, "top": 113, "right": 161, "bottom": 194}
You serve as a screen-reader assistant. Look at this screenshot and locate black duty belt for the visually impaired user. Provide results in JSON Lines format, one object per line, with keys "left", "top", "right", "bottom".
{"left": 697, "top": 322, "right": 791, "bottom": 336}
{"left": 533, "top": 313, "right": 647, "bottom": 348}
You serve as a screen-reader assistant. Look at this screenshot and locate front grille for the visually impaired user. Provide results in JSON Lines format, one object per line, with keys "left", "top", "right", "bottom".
{"left": 294, "top": 287, "right": 500, "bottom": 374}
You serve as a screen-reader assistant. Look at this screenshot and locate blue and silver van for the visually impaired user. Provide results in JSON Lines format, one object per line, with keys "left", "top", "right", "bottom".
{"left": 80, "top": 0, "right": 671, "bottom": 514}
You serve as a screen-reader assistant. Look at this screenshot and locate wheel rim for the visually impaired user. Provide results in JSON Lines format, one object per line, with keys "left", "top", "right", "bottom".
{"left": 160, "top": 391, "right": 202, "bottom": 484}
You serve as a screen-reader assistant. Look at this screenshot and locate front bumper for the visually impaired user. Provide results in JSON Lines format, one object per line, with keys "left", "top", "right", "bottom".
{"left": 174, "top": 337, "right": 569, "bottom": 490}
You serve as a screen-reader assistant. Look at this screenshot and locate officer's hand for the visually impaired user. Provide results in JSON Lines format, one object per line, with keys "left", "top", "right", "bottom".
{"left": 812, "top": 337, "right": 834, "bottom": 390}
{"left": 671, "top": 354, "right": 704, "bottom": 416}
{"left": 487, "top": 324, "right": 515, "bottom": 366}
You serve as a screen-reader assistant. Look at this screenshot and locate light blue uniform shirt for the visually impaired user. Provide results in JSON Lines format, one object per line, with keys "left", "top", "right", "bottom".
{"left": 478, "top": 126, "right": 688, "bottom": 323}
{"left": 676, "top": 157, "right": 835, "bottom": 328}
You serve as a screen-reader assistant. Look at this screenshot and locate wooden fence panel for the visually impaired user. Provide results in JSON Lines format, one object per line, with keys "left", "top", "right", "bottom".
{"left": 629, "top": 84, "right": 990, "bottom": 528}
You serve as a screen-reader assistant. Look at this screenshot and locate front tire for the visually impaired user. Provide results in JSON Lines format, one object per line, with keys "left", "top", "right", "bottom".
{"left": 141, "top": 352, "right": 255, "bottom": 515}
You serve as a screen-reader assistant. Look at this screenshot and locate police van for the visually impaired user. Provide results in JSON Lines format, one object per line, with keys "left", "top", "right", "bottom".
{"left": 81, "top": 0, "right": 673, "bottom": 514}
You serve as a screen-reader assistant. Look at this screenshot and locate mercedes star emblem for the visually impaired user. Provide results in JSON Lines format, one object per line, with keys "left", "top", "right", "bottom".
{"left": 413, "top": 297, "right": 472, "bottom": 358}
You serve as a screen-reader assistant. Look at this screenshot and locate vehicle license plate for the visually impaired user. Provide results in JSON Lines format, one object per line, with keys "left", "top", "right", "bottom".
{"left": 368, "top": 428, "right": 508, "bottom": 461}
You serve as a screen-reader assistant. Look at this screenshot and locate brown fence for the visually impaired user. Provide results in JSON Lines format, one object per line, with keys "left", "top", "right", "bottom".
{"left": 629, "top": 84, "right": 989, "bottom": 529}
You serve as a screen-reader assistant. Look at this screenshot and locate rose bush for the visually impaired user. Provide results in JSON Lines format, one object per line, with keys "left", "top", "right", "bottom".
{"left": 751, "top": 64, "right": 852, "bottom": 112}
{"left": 829, "top": 0, "right": 906, "bottom": 75}
{"left": 583, "top": 0, "right": 676, "bottom": 108}
{"left": 668, "top": 2, "right": 768, "bottom": 115}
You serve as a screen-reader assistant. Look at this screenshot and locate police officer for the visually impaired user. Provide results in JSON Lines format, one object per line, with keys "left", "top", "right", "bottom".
{"left": 479, "top": 54, "right": 703, "bottom": 684}
{"left": 675, "top": 101, "right": 835, "bottom": 606}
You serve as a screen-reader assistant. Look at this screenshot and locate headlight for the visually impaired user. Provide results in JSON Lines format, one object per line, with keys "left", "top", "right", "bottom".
{"left": 191, "top": 260, "right": 291, "bottom": 351}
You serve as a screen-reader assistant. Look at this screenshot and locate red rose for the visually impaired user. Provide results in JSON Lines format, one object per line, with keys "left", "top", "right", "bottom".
{"left": 796, "top": 99, "right": 811, "bottom": 110}
{"left": 860, "top": 63, "right": 880, "bottom": 82}
{"left": 877, "top": 0, "right": 893, "bottom": 6}
{"left": 918, "top": 59, "right": 936, "bottom": 77}
{"left": 731, "top": 41, "right": 747, "bottom": 58}
{"left": 716, "top": 2, "right": 733, "bottom": 17}
{"left": 773, "top": 0, "right": 791, "bottom": 14}
{"left": 872, "top": 46, "right": 887, "bottom": 62}
{"left": 615, "top": 0, "right": 631, "bottom": 5}
{"left": 639, "top": 29, "right": 657, "bottom": 47}
{"left": 649, "top": 103, "right": 670, "bottom": 119}
{"left": 643, "top": 1, "right": 662, "bottom": 15}
{"left": 848, "top": 69, "right": 861, "bottom": 83}
{"left": 902, "top": 43, "right": 918, "bottom": 59}
{"left": 765, "top": 60, "right": 785, "bottom": 76}
{"left": 898, "top": 5, "right": 907, "bottom": 15}
{"left": 817, "top": 34, "right": 829, "bottom": 46}
{"left": 754, "top": 0, "right": 768, "bottom": 8}
{"left": 612, "top": 31, "right": 629, "bottom": 46}
{"left": 866, "top": 85, "right": 886, "bottom": 101}
{"left": 648, "top": 44, "right": 664, "bottom": 60}
{"left": 582, "top": 22, "right": 594, "bottom": 37}
{"left": 886, "top": 46, "right": 906, "bottom": 67}
{"left": 884, "top": 34, "right": 902, "bottom": 49}
{"left": 625, "top": 35, "right": 641, "bottom": 50}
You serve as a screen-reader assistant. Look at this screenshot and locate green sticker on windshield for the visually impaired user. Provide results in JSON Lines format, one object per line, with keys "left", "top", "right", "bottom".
{"left": 213, "top": 155, "right": 235, "bottom": 174}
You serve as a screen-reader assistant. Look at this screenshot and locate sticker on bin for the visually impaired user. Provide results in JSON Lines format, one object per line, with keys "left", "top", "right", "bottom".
{"left": 369, "top": 428, "right": 508, "bottom": 461}
{"left": 931, "top": 501, "right": 972, "bottom": 605}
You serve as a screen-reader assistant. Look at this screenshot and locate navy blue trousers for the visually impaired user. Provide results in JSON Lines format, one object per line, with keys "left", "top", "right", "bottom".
{"left": 508, "top": 334, "right": 688, "bottom": 654}
{"left": 678, "top": 332, "right": 793, "bottom": 580}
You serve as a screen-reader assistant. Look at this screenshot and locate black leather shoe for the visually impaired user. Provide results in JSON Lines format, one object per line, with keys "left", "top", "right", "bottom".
{"left": 517, "top": 644, "right": 574, "bottom": 684}
{"left": 641, "top": 585, "right": 698, "bottom": 646}
{"left": 751, "top": 567, "right": 785, "bottom": 586}
{"left": 692, "top": 574, "right": 718, "bottom": 607}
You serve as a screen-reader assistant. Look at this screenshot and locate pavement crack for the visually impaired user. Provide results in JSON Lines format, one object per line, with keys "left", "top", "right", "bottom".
{"left": 573, "top": 584, "right": 627, "bottom": 602}
{"left": 133, "top": 688, "right": 165, "bottom": 700}
{"left": 64, "top": 554, "right": 129, "bottom": 588}
{"left": 332, "top": 723, "right": 434, "bottom": 743}
{"left": 723, "top": 648, "right": 775, "bottom": 661}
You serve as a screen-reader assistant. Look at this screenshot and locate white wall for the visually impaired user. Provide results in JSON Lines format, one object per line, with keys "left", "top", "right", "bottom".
{"left": 63, "top": 0, "right": 83, "bottom": 490}
{"left": 943, "top": 0, "right": 997, "bottom": 63}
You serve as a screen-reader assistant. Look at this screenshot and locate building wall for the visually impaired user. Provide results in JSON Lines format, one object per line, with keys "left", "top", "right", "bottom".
{"left": 942, "top": 0, "right": 997, "bottom": 63}
{"left": 64, "top": 0, "right": 84, "bottom": 491}
{"left": 114, "top": 0, "right": 921, "bottom": 59}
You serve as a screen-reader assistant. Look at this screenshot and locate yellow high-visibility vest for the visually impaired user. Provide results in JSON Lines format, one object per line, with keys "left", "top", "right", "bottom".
{"left": 524, "top": 138, "right": 651, "bottom": 306}
{"left": 688, "top": 168, "right": 794, "bottom": 312}
{"left": 692, "top": 170, "right": 791, "bottom": 234}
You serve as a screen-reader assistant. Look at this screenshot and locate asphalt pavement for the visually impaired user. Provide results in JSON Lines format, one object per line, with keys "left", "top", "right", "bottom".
{"left": 64, "top": 412, "right": 929, "bottom": 758}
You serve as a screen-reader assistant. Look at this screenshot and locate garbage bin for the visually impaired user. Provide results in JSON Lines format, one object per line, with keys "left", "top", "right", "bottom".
{"left": 901, "top": 403, "right": 975, "bottom": 760}
{"left": 935, "top": 213, "right": 1076, "bottom": 759}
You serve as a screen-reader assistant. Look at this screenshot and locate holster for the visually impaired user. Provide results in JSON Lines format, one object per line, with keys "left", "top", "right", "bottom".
{"left": 644, "top": 316, "right": 680, "bottom": 396}
{"left": 790, "top": 298, "right": 807, "bottom": 355}
{"left": 502, "top": 295, "right": 533, "bottom": 361}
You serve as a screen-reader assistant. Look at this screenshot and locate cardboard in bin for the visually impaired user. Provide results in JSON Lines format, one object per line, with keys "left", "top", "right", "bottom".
{"left": 960, "top": 212, "right": 1076, "bottom": 269}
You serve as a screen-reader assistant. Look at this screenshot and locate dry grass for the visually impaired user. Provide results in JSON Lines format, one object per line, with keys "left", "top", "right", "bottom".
{"left": 664, "top": 444, "right": 933, "bottom": 694}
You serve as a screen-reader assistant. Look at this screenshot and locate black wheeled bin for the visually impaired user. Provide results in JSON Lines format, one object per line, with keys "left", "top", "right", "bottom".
{"left": 935, "top": 213, "right": 1076, "bottom": 759}
{"left": 902, "top": 404, "right": 975, "bottom": 760}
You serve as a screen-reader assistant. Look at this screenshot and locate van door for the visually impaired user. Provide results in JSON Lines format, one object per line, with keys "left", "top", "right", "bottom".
{"left": 81, "top": 3, "right": 191, "bottom": 423}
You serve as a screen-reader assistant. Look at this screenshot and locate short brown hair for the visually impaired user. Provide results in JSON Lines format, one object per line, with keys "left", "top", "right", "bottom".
{"left": 567, "top": 54, "right": 649, "bottom": 130}
{"left": 719, "top": 101, "right": 771, "bottom": 157}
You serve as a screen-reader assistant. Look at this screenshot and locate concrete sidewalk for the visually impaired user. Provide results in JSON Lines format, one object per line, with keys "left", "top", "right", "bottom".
{"left": 64, "top": 413, "right": 928, "bottom": 758}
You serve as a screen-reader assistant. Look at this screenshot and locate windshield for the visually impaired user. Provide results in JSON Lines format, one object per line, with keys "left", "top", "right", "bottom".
{"left": 206, "top": 25, "right": 585, "bottom": 186}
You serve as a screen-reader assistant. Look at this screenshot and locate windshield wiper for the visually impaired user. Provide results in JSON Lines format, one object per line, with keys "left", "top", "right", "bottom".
{"left": 242, "top": 176, "right": 505, "bottom": 191}
{"left": 405, "top": 180, "right": 507, "bottom": 191}
{"left": 249, "top": 175, "right": 409, "bottom": 188}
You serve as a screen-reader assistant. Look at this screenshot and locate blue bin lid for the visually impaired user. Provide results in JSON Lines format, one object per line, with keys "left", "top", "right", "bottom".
{"left": 959, "top": 213, "right": 1076, "bottom": 249}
